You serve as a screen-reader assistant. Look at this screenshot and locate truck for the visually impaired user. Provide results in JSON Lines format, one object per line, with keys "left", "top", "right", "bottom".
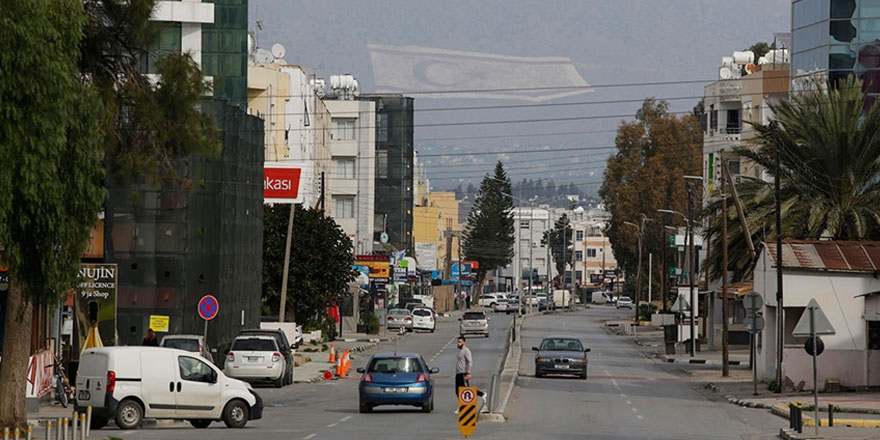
{"left": 553, "top": 289, "right": 572, "bottom": 309}
{"left": 591, "top": 291, "right": 607, "bottom": 304}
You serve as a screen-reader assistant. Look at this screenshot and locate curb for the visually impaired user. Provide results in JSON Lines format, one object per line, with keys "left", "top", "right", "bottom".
{"left": 661, "top": 355, "right": 743, "bottom": 366}
{"left": 703, "top": 383, "right": 772, "bottom": 409}
{"left": 779, "top": 427, "right": 822, "bottom": 440}
{"left": 770, "top": 402, "right": 880, "bottom": 428}
{"left": 299, "top": 342, "right": 379, "bottom": 383}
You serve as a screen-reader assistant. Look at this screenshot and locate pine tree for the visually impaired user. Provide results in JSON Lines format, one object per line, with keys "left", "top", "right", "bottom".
{"left": 462, "top": 162, "right": 515, "bottom": 294}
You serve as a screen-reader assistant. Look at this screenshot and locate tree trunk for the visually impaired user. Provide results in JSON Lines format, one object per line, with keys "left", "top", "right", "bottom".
{"left": 0, "top": 279, "right": 33, "bottom": 429}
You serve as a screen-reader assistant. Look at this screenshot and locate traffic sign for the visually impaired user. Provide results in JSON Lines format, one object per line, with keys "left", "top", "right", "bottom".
{"left": 671, "top": 295, "right": 689, "bottom": 314}
{"left": 805, "top": 336, "right": 825, "bottom": 356}
{"left": 792, "top": 299, "right": 835, "bottom": 337}
{"left": 457, "top": 386, "right": 478, "bottom": 437}
{"left": 746, "top": 315, "right": 765, "bottom": 333}
{"left": 743, "top": 291, "right": 763, "bottom": 311}
{"left": 380, "top": 232, "right": 389, "bottom": 244}
{"left": 198, "top": 295, "right": 219, "bottom": 321}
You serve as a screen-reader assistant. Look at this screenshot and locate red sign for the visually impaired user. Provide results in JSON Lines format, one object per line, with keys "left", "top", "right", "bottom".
{"left": 264, "top": 163, "right": 303, "bottom": 204}
{"left": 198, "top": 295, "right": 219, "bottom": 321}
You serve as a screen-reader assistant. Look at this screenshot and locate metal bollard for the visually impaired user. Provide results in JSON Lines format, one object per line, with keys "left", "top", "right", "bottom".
{"left": 71, "top": 414, "right": 78, "bottom": 440}
{"left": 46, "top": 421, "right": 52, "bottom": 440}
{"left": 25, "top": 426, "right": 32, "bottom": 440}
{"left": 828, "top": 402, "right": 834, "bottom": 427}
{"left": 85, "top": 407, "right": 92, "bottom": 438}
{"left": 61, "top": 418, "right": 67, "bottom": 440}
{"left": 56, "top": 419, "right": 61, "bottom": 440}
{"left": 3, "top": 427, "right": 8, "bottom": 440}
{"left": 79, "top": 414, "right": 85, "bottom": 440}
{"left": 795, "top": 403, "right": 803, "bottom": 434}
{"left": 12, "top": 428, "right": 18, "bottom": 440}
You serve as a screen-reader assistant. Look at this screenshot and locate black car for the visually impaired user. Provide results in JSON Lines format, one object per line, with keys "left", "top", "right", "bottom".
{"left": 532, "top": 335, "right": 590, "bottom": 379}
{"left": 237, "top": 328, "right": 294, "bottom": 385}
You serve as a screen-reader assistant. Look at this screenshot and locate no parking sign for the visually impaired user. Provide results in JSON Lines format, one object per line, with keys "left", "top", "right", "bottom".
{"left": 198, "top": 295, "right": 219, "bottom": 321}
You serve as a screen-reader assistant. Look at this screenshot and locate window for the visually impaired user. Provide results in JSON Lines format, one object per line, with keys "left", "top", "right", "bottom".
{"left": 376, "top": 150, "right": 388, "bottom": 179}
{"left": 576, "top": 230, "right": 584, "bottom": 241}
{"left": 587, "top": 248, "right": 597, "bottom": 258}
{"left": 335, "top": 197, "right": 354, "bottom": 218}
{"left": 178, "top": 356, "right": 214, "bottom": 383}
{"left": 335, "top": 158, "right": 355, "bottom": 179}
{"left": 367, "top": 357, "right": 424, "bottom": 373}
{"left": 869, "top": 321, "right": 880, "bottom": 350}
{"left": 575, "top": 251, "right": 583, "bottom": 261}
{"left": 520, "top": 220, "right": 530, "bottom": 229}
{"left": 576, "top": 270, "right": 582, "bottom": 281}
{"left": 710, "top": 109, "right": 718, "bottom": 130}
{"left": 333, "top": 119, "right": 355, "bottom": 140}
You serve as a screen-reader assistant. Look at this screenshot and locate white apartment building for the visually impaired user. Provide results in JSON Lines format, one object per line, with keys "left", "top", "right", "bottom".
{"left": 323, "top": 98, "right": 376, "bottom": 254}
{"left": 505, "top": 207, "right": 553, "bottom": 291}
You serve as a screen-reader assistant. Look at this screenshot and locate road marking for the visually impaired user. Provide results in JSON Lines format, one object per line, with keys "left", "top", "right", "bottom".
{"left": 340, "top": 416, "right": 352, "bottom": 422}
{"left": 303, "top": 434, "right": 317, "bottom": 440}
{"left": 626, "top": 400, "right": 632, "bottom": 405}
{"left": 620, "top": 393, "right": 627, "bottom": 398}
{"left": 326, "top": 423, "right": 337, "bottom": 428}
{"left": 631, "top": 407, "right": 639, "bottom": 413}
{"left": 637, "top": 415, "right": 644, "bottom": 420}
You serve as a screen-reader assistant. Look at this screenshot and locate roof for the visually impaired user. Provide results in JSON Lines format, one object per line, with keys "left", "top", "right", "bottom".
{"left": 541, "top": 335, "right": 581, "bottom": 340}
{"left": 763, "top": 240, "right": 880, "bottom": 274}
{"left": 372, "top": 352, "right": 421, "bottom": 359}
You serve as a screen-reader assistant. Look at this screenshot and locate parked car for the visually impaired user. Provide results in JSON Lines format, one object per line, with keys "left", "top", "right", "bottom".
{"left": 160, "top": 334, "right": 214, "bottom": 364}
{"left": 492, "top": 299, "right": 513, "bottom": 313}
{"left": 224, "top": 336, "right": 286, "bottom": 387}
{"left": 356, "top": 353, "right": 438, "bottom": 413}
{"left": 398, "top": 298, "right": 423, "bottom": 310}
{"left": 616, "top": 296, "right": 634, "bottom": 309}
{"left": 532, "top": 335, "right": 590, "bottom": 379}
{"left": 459, "top": 311, "right": 490, "bottom": 337}
{"left": 477, "top": 294, "right": 502, "bottom": 308}
{"left": 411, "top": 307, "right": 436, "bottom": 332}
{"left": 236, "top": 328, "right": 294, "bottom": 385}
{"left": 75, "top": 347, "right": 262, "bottom": 430}
{"left": 386, "top": 309, "right": 414, "bottom": 331}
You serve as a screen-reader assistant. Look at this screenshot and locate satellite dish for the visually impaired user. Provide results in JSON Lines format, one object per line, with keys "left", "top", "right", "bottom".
{"left": 719, "top": 67, "right": 732, "bottom": 80}
{"left": 247, "top": 34, "right": 255, "bottom": 54}
{"left": 271, "top": 43, "right": 286, "bottom": 59}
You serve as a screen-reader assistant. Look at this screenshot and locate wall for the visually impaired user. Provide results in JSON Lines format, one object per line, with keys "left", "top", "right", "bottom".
{"left": 247, "top": 63, "right": 290, "bottom": 162}
{"left": 428, "top": 192, "right": 459, "bottom": 273}
{"left": 433, "top": 285, "right": 456, "bottom": 313}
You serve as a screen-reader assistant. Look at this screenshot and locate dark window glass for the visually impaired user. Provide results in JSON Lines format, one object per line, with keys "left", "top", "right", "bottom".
{"left": 231, "top": 338, "right": 277, "bottom": 351}
{"left": 869, "top": 321, "right": 880, "bottom": 350}
{"left": 178, "top": 356, "right": 214, "bottom": 383}
{"left": 162, "top": 339, "right": 199, "bottom": 352}
{"left": 831, "top": 0, "right": 857, "bottom": 19}
{"left": 539, "top": 338, "right": 583, "bottom": 351}
{"left": 368, "top": 357, "right": 424, "bottom": 373}
{"left": 463, "top": 312, "right": 486, "bottom": 320}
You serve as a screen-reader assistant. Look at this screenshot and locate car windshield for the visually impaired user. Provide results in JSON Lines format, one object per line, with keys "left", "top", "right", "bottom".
{"left": 540, "top": 338, "right": 584, "bottom": 351}
{"left": 463, "top": 312, "right": 486, "bottom": 320}
{"left": 389, "top": 309, "right": 410, "bottom": 317}
{"left": 620, "top": 297, "right": 632, "bottom": 302}
{"left": 413, "top": 309, "right": 432, "bottom": 317}
{"left": 162, "top": 338, "right": 200, "bottom": 352}
{"left": 231, "top": 338, "right": 276, "bottom": 352}
{"left": 368, "top": 357, "right": 424, "bottom": 373}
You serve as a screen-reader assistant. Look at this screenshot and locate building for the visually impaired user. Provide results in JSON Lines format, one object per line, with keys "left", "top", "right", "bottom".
{"left": 426, "top": 192, "right": 460, "bottom": 274}
{"left": 571, "top": 216, "right": 617, "bottom": 287}
{"left": 754, "top": 240, "right": 880, "bottom": 389}
{"left": 358, "top": 94, "right": 415, "bottom": 251}
{"left": 508, "top": 207, "right": 553, "bottom": 291}
{"left": 323, "top": 90, "right": 376, "bottom": 254}
{"left": 413, "top": 206, "right": 442, "bottom": 271}
{"left": 247, "top": 61, "right": 290, "bottom": 162}
{"left": 791, "top": 0, "right": 880, "bottom": 95}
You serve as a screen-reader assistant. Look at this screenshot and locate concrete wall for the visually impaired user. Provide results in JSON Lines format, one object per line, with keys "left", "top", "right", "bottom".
{"left": 433, "top": 285, "right": 456, "bottom": 313}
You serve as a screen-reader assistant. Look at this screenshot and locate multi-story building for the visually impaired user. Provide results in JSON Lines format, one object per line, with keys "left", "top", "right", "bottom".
{"left": 571, "top": 210, "right": 617, "bottom": 286}
{"left": 509, "top": 207, "right": 553, "bottom": 290}
{"left": 359, "top": 94, "right": 415, "bottom": 251}
{"left": 412, "top": 206, "right": 442, "bottom": 271}
{"left": 323, "top": 94, "right": 376, "bottom": 254}
{"left": 426, "top": 192, "right": 459, "bottom": 274}
{"left": 791, "top": 0, "right": 880, "bottom": 93}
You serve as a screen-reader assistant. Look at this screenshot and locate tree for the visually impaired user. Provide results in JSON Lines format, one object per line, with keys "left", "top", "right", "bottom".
{"left": 0, "top": 1, "right": 106, "bottom": 427}
{"left": 599, "top": 99, "right": 702, "bottom": 305}
{"left": 747, "top": 42, "right": 773, "bottom": 60}
{"left": 0, "top": 0, "right": 218, "bottom": 426}
{"left": 542, "top": 214, "right": 573, "bottom": 283}
{"left": 462, "top": 162, "right": 515, "bottom": 293}
{"left": 263, "top": 205, "right": 355, "bottom": 331}
{"left": 705, "top": 75, "right": 880, "bottom": 281}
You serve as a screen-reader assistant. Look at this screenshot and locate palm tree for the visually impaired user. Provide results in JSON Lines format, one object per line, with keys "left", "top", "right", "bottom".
{"left": 705, "top": 75, "right": 880, "bottom": 281}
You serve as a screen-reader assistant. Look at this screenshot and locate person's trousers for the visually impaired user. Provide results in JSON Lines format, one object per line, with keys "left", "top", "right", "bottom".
{"left": 455, "top": 373, "right": 468, "bottom": 397}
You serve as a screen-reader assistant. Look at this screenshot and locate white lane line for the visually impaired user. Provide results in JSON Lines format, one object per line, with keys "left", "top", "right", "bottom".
{"left": 625, "top": 400, "right": 632, "bottom": 405}
{"left": 610, "top": 378, "right": 620, "bottom": 389}
{"left": 326, "top": 423, "right": 337, "bottom": 428}
{"left": 340, "top": 416, "right": 352, "bottom": 422}
{"left": 303, "top": 434, "right": 317, "bottom": 440}
{"left": 620, "top": 393, "right": 627, "bottom": 398}
{"left": 631, "top": 407, "right": 639, "bottom": 413}
{"left": 637, "top": 415, "right": 644, "bottom": 420}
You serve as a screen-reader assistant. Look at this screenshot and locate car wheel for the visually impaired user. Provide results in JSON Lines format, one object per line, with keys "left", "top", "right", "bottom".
{"left": 90, "top": 416, "right": 108, "bottom": 431}
{"left": 359, "top": 400, "right": 373, "bottom": 413}
{"left": 222, "top": 399, "right": 249, "bottom": 428}
{"left": 581, "top": 372, "right": 588, "bottom": 380}
{"left": 422, "top": 397, "right": 433, "bottom": 413}
{"left": 535, "top": 370, "right": 542, "bottom": 378}
{"left": 189, "top": 419, "right": 212, "bottom": 429}
{"left": 115, "top": 399, "right": 143, "bottom": 430}
{"left": 274, "top": 374, "right": 284, "bottom": 388}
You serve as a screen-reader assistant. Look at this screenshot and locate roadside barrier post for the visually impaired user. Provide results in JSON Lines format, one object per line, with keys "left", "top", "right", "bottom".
{"left": 788, "top": 402, "right": 794, "bottom": 430}
{"left": 328, "top": 344, "right": 336, "bottom": 363}
{"left": 85, "top": 407, "right": 92, "bottom": 438}
{"left": 2, "top": 427, "right": 8, "bottom": 440}
{"left": 828, "top": 402, "right": 834, "bottom": 427}
{"left": 80, "top": 414, "right": 85, "bottom": 440}
{"left": 71, "top": 414, "right": 78, "bottom": 440}
{"left": 12, "top": 427, "right": 18, "bottom": 440}
{"left": 46, "top": 421, "right": 52, "bottom": 440}
{"left": 61, "top": 418, "right": 67, "bottom": 440}
{"left": 25, "top": 426, "right": 32, "bottom": 440}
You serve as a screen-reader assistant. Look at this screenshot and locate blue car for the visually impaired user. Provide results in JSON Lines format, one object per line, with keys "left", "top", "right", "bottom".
{"left": 356, "top": 353, "right": 438, "bottom": 413}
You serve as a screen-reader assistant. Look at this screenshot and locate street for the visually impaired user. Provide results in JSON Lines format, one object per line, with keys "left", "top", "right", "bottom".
{"left": 89, "top": 306, "right": 792, "bottom": 440}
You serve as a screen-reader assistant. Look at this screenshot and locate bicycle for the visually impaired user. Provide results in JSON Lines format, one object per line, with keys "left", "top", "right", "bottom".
{"left": 49, "top": 352, "right": 72, "bottom": 408}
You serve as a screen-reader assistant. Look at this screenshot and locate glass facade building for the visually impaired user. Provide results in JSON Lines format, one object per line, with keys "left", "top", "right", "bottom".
{"left": 793, "top": 0, "right": 880, "bottom": 94}
{"left": 202, "top": 0, "right": 249, "bottom": 108}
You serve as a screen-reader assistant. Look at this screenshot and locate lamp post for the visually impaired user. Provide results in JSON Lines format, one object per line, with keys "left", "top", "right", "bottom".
{"left": 658, "top": 208, "right": 695, "bottom": 356}
{"left": 624, "top": 216, "right": 645, "bottom": 323}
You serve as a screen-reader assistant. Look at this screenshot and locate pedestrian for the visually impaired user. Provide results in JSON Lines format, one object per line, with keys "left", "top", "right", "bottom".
{"left": 142, "top": 328, "right": 159, "bottom": 346}
{"left": 455, "top": 336, "right": 486, "bottom": 413}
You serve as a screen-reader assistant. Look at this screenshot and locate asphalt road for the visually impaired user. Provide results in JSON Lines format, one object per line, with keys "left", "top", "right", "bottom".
{"left": 481, "top": 306, "right": 784, "bottom": 440}
{"left": 106, "top": 310, "right": 514, "bottom": 440}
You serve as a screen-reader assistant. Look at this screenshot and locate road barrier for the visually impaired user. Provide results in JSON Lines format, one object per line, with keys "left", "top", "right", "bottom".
{"left": 789, "top": 402, "right": 803, "bottom": 433}
{"left": 0, "top": 407, "right": 94, "bottom": 440}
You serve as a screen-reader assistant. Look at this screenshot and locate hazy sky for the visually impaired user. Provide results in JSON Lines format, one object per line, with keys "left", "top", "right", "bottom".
{"left": 250, "top": 0, "right": 790, "bottom": 194}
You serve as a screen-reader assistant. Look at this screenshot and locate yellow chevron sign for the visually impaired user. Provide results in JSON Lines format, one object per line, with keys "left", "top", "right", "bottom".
{"left": 457, "top": 386, "right": 478, "bottom": 437}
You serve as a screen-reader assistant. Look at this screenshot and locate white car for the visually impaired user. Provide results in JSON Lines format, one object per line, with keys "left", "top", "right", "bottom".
{"left": 492, "top": 299, "right": 513, "bottom": 313}
{"left": 478, "top": 294, "right": 502, "bottom": 307}
{"left": 75, "top": 347, "right": 262, "bottom": 430}
{"left": 224, "top": 336, "right": 286, "bottom": 387}
{"left": 411, "top": 307, "right": 436, "bottom": 332}
{"left": 616, "top": 296, "right": 634, "bottom": 309}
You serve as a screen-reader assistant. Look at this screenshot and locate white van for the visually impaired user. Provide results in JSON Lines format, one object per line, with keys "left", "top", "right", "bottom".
{"left": 75, "top": 347, "right": 263, "bottom": 430}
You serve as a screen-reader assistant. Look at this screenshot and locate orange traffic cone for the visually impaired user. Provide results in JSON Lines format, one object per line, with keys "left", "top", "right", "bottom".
{"left": 328, "top": 343, "right": 336, "bottom": 363}
{"left": 342, "top": 350, "right": 351, "bottom": 374}
{"left": 335, "top": 356, "right": 343, "bottom": 377}
{"left": 339, "top": 351, "right": 349, "bottom": 378}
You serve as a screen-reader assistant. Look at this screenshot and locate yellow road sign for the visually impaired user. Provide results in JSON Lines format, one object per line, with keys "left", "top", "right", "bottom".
{"left": 457, "top": 386, "right": 477, "bottom": 437}
{"left": 149, "top": 315, "right": 170, "bottom": 333}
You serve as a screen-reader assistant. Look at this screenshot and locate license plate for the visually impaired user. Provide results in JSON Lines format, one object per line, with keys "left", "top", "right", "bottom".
{"left": 77, "top": 390, "right": 90, "bottom": 400}
{"left": 384, "top": 387, "right": 407, "bottom": 393}
{"left": 247, "top": 356, "right": 262, "bottom": 362}
{"left": 554, "top": 364, "right": 569, "bottom": 369}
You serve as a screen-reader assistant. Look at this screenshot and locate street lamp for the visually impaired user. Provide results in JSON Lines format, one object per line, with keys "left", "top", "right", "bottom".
{"left": 657, "top": 207, "right": 697, "bottom": 357}
{"left": 624, "top": 216, "right": 645, "bottom": 323}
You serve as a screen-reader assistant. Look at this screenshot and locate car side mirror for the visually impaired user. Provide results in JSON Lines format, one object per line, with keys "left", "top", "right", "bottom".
{"left": 458, "top": 318, "right": 462, "bottom": 321}
{"left": 584, "top": 348, "right": 591, "bottom": 353}
{"left": 430, "top": 367, "right": 439, "bottom": 374}
{"left": 356, "top": 367, "right": 365, "bottom": 374}
{"left": 531, "top": 347, "right": 539, "bottom": 351}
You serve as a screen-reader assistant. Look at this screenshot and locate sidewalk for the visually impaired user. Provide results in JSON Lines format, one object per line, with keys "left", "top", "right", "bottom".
{"left": 661, "top": 348, "right": 751, "bottom": 367}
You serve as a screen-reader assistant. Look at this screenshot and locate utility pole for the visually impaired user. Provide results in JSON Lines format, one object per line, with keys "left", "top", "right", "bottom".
{"left": 722, "top": 159, "right": 730, "bottom": 377}
{"left": 457, "top": 234, "right": 464, "bottom": 308}
{"left": 661, "top": 216, "right": 668, "bottom": 312}
{"left": 773, "top": 121, "right": 784, "bottom": 389}
{"left": 528, "top": 208, "right": 533, "bottom": 304}
{"left": 279, "top": 204, "right": 296, "bottom": 322}
{"left": 686, "top": 186, "right": 696, "bottom": 356}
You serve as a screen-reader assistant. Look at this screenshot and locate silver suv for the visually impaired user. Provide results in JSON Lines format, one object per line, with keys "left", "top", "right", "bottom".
{"left": 459, "top": 311, "right": 490, "bottom": 337}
